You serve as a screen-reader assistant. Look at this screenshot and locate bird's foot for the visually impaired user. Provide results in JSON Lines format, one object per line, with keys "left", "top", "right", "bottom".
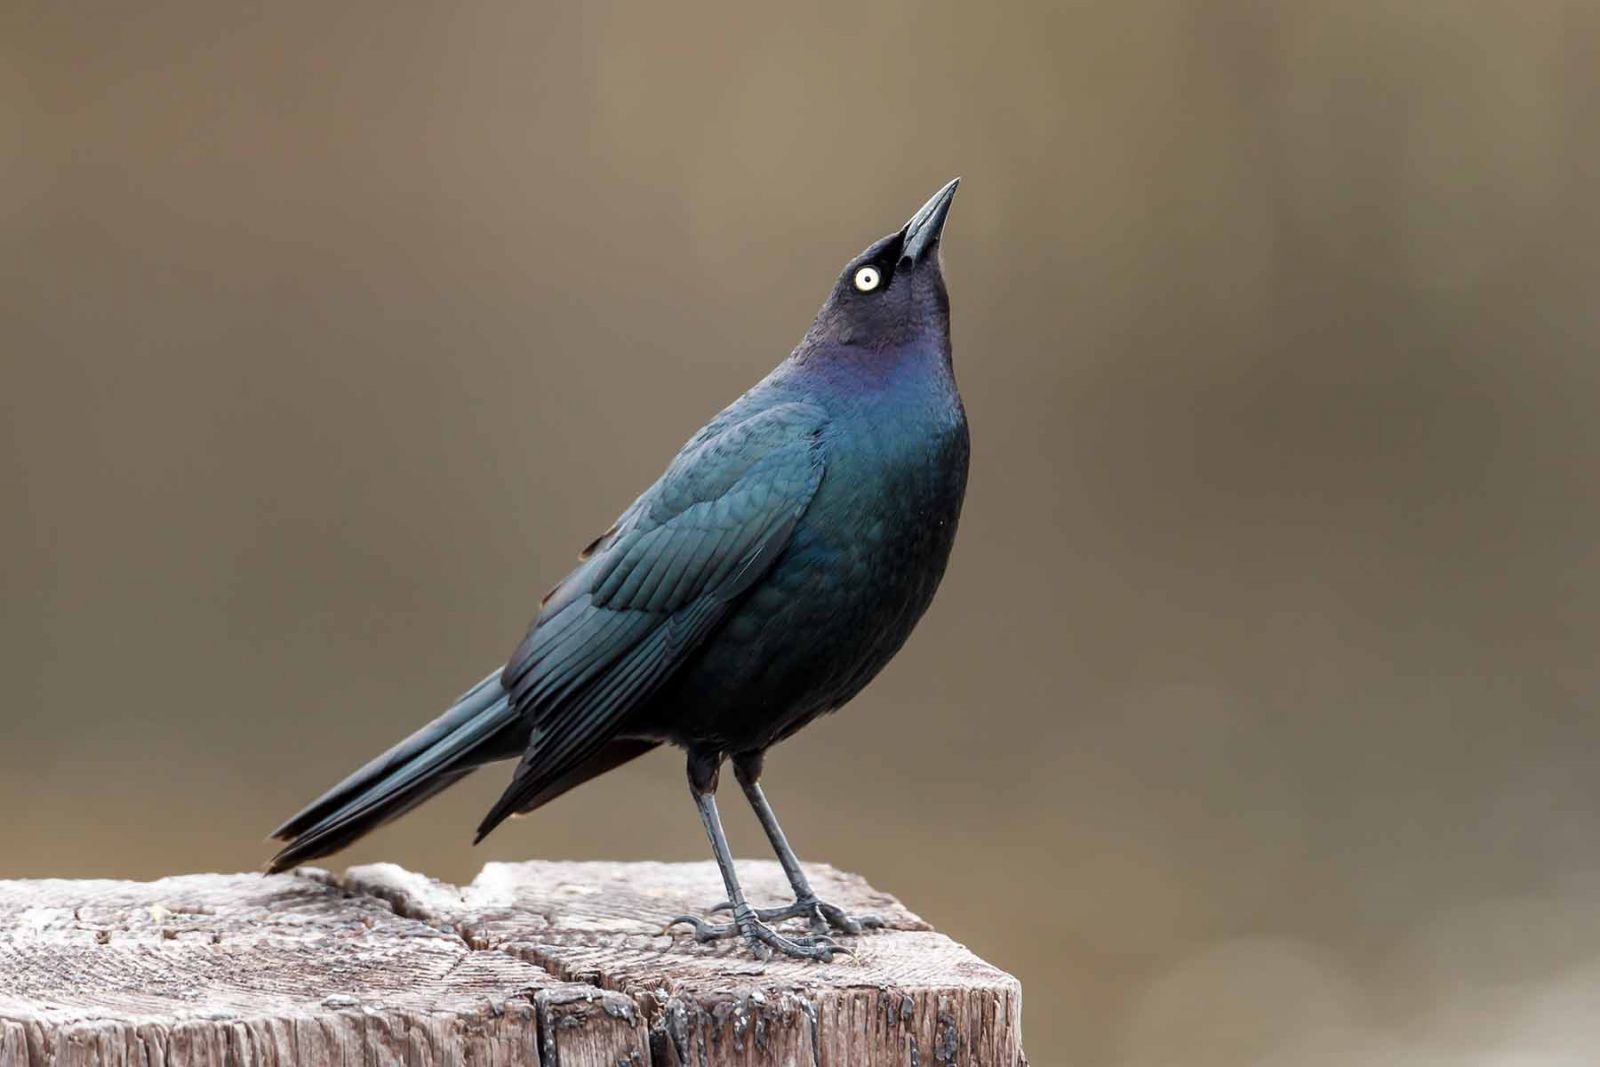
{"left": 706, "top": 894, "right": 884, "bottom": 937}
{"left": 665, "top": 902, "right": 848, "bottom": 961}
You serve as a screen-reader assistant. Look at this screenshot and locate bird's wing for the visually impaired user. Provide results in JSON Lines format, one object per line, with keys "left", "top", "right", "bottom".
{"left": 476, "top": 400, "right": 828, "bottom": 840}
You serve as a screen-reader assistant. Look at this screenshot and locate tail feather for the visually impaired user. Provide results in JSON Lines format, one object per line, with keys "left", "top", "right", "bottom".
{"left": 267, "top": 670, "right": 520, "bottom": 873}
{"left": 471, "top": 737, "right": 659, "bottom": 844}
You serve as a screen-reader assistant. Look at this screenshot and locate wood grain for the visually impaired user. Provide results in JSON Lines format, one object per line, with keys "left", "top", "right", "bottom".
{"left": 345, "top": 860, "right": 1024, "bottom": 1066}
{"left": 1, "top": 863, "right": 1024, "bottom": 1066}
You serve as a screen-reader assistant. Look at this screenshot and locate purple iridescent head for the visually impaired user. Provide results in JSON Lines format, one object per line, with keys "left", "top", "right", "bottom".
{"left": 802, "top": 178, "right": 960, "bottom": 353}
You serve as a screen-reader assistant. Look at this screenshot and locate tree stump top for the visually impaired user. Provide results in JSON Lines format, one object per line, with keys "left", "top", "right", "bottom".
{"left": 1, "top": 861, "right": 1025, "bottom": 1065}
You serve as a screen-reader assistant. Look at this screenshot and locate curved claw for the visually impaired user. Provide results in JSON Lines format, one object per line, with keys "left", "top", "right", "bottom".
{"left": 664, "top": 914, "right": 737, "bottom": 942}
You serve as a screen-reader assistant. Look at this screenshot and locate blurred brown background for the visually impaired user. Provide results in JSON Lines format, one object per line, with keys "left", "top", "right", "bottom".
{"left": 4, "top": 2, "right": 1599, "bottom": 1062}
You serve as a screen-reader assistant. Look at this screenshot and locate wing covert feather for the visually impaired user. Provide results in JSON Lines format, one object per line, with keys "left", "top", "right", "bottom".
{"left": 478, "top": 401, "right": 827, "bottom": 837}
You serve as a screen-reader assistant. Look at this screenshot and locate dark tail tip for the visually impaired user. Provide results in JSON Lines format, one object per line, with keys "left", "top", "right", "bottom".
{"left": 471, "top": 813, "right": 503, "bottom": 846}
{"left": 265, "top": 837, "right": 323, "bottom": 875}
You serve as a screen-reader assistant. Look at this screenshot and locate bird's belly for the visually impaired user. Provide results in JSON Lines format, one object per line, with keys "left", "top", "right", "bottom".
{"left": 646, "top": 447, "right": 966, "bottom": 752}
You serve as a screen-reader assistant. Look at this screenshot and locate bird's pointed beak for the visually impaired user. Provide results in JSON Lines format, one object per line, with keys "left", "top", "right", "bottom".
{"left": 899, "top": 178, "right": 960, "bottom": 266}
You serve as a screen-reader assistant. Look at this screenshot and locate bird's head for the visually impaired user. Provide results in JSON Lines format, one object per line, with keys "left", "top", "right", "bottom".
{"left": 800, "top": 178, "right": 960, "bottom": 355}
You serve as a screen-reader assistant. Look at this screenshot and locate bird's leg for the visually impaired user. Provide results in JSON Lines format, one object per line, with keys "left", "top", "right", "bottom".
{"left": 706, "top": 752, "right": 884, "bottom": 937}
{"left": 665, "top": 748, "right": 844, "bottom": 961}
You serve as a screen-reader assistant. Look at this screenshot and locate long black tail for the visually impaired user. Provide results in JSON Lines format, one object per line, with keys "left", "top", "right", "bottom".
{"left": 267, "top": 670, "right": 521, "bottom": 873}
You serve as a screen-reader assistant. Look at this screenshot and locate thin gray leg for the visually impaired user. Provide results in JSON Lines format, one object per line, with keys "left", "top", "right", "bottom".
{"left": 665, "top": 748, "right": 844, "bottom": 961}
{"left": 705, "top": 753, "right": 885, "bottom": 937}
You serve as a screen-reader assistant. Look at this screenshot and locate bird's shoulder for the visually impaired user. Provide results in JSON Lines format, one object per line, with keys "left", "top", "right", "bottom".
{"left": 536, "top": 395, "right": 829, "bottom": 622}
{"left": 645, "top": 398, "right": 829, "bottom": 522}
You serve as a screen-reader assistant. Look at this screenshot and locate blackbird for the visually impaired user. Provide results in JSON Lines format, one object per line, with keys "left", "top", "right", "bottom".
{"left": 270, "top": 180, "right": 969, "bottom": 961}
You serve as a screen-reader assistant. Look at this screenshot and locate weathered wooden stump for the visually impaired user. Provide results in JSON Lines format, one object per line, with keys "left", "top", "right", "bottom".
{"left": 0, "top": 861, "right": 1025, "bottom": 1065}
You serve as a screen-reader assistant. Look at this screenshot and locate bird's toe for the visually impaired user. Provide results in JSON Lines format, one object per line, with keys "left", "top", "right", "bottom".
{"left": 665, "top": 905, "right": 854, "bottom": 961}
{"left": 663, "top": 914, "right": 739, "bottom": 942}
{"left": 815, "top": 901, "right": 883, "bottom": 935}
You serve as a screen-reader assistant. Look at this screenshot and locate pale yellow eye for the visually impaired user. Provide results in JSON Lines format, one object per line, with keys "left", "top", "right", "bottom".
{"left": 853, "top": 266, "right": 881, "bottom": 292}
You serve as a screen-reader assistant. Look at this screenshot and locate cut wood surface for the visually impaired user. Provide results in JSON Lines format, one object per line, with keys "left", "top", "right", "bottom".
{"left": 1, "top": 861, "right": 1025, "bottom": 1066}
